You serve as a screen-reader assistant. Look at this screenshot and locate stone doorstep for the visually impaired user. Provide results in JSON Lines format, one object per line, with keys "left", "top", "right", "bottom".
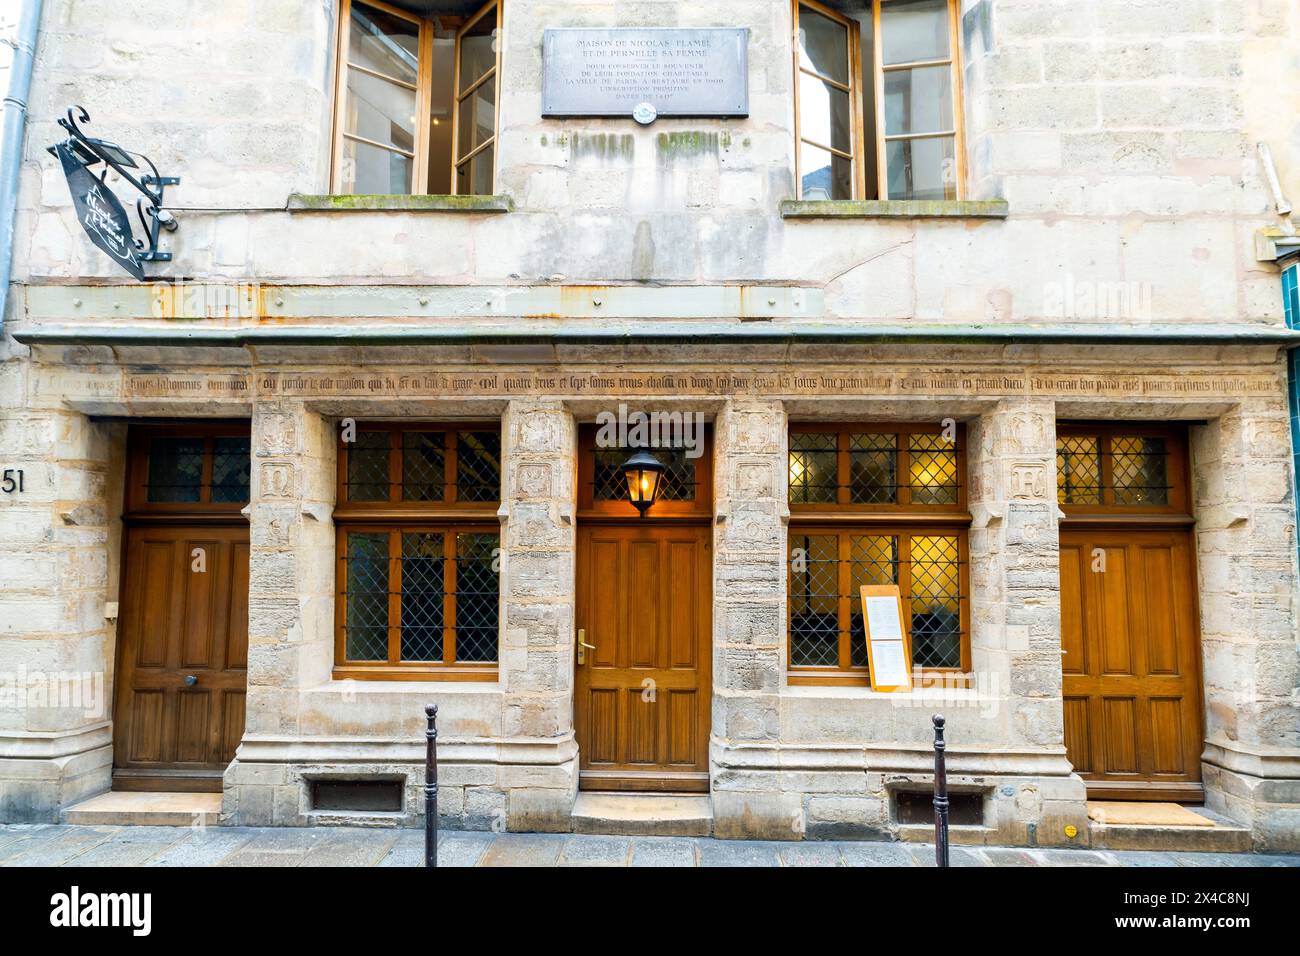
{"left": 571, "top": 792, "right": 713, "bottom": 837}
{"left": 61, "top": 791, "right": 222, "bottom": 827}
{"left": 1086, "top": 802, "right": 1253, "bottom": 854}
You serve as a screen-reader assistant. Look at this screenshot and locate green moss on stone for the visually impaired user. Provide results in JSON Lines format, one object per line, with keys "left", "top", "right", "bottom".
{"left": 655, "top": 131, "right": 719, "bottom": 159}
{"left": 779, "top": 199, "right": 1010, "bottom": 219}
{"left": 286, "top": 193, "right": 512, "bottom": 213}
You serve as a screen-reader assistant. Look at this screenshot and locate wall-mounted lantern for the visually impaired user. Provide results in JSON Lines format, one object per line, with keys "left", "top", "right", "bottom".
{"left": 621, "top": 448, "right": 665, "bottom": 518}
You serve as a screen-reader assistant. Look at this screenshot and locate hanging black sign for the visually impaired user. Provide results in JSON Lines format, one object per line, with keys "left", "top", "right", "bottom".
{"left": 47, "top": 107, "right": 179, "bottom": 281}
{"left": 54, "top": 141, "right": 145, "bottom": 281}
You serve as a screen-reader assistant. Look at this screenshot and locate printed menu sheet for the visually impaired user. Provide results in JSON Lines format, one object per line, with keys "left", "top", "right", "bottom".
{"left": 860, "top": 585, "right": 913, "bottom": 692}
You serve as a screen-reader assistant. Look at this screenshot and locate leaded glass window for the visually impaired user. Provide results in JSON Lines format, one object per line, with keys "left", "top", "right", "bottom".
{"left": 336, "top": 422, "right": 501, "bottom": 676}
{"left": 341, "top": 425, "right": 501, "bottom": 506}
{"left": 789, "top": 424, "right": 963, "bottom": 509}
{"left": 789, "top": 529, "right": 964, "bottom": 674}
{"left": 139, "top": 431, "right": 250, "bottom": 508}
{"left": 340, "top": 528, "right": 499, "bottom": 667}
{"left": 1057, "top": 431, "right": 1179, "bottom": 509}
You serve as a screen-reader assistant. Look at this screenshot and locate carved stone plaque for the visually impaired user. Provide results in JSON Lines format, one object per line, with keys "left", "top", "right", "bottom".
{"left": 542, "top": 28, "right": 749, "bottom": 119}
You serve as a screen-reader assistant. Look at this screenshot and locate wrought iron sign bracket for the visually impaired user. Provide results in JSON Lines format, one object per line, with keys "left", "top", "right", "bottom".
{"left": 47, "top": 106, "right": 180, "bottom": 277}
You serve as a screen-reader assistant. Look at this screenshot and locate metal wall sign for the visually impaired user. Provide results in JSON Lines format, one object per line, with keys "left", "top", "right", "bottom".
{"left": 542, "top": 28, "right": 749, "bottom": 121}
{"left": 48, "top": 107, "right": 179, "bottom": 281}
{"left": 54, "top": 142, "right": 146, "bottom": 281}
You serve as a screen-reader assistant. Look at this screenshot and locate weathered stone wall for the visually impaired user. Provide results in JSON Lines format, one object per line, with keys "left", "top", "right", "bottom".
{"left": 1194, "top": 398, "right": 1300, "bottom": 851}
{"left": 0, "top": 394, "right": 119, "bottom": 819}
{"left": 7, "top": 0, "right": 1296, "bottom": 325}
{"left": 1, "top": 0, "right": 1298, "bottom": 846}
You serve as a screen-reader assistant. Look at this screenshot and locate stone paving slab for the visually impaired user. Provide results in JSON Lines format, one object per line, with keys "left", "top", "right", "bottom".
{"left": 3, "top": 825, "right": 1298, "bottom": 867}
{"left": 630, "top": 836, "right": 698, "bottom": 867}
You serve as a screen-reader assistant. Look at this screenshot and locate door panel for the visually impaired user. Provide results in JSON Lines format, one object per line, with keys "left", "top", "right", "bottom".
{"left": 114, "top": 525, "right": 250, "bottom": 781}
{"left": 1060, "top": 528, "right": 1203, "bottom": 799}
{"left": 575, "top": 524, "right": 711, "bottom": 791}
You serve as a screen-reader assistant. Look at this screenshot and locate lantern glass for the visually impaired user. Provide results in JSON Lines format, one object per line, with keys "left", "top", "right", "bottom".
{"left": 620, "top": 449, "right": 665, "bottom": 516}
{"left": 626, "top": 465, "right": 662, "bottom": 506}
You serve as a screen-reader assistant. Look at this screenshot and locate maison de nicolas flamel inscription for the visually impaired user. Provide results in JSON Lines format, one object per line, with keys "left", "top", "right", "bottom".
{"left": 542, "top": 28, "right": 749, "bottom": 119}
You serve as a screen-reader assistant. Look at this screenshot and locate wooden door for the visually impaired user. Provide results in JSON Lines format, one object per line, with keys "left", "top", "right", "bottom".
{"left": 575, "top": 524, "right": 712, "bottom": 792}
{"left": 113, "top": 525, "right": 249, "bottom": 790}
{"left": 1059, "top": 528, "right": 1203, "bottom": 800}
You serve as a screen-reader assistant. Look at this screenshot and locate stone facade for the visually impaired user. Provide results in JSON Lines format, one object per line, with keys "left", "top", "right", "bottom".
{"left": 1, "top": 0, "right": 1298, "bottom": 851}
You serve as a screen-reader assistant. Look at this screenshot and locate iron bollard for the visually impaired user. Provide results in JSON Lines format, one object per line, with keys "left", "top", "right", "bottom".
{"left": 425, "top": 703, "right": 438, "bottom": 868}
{"left": 932, "top": 713, "right": 949, "bottom": 868}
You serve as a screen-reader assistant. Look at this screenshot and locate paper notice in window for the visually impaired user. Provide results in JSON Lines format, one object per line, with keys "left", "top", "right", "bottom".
{"left": 870, "top": 640, "right": 910, "bottom": 688}
{"left": 864, "top": 596, "right": 904, "bottom": 642}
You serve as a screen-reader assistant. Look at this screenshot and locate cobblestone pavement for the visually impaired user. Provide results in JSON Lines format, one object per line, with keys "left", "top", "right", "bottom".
{"left": 2, "top": 825, "right": 1298, "bottom": 867}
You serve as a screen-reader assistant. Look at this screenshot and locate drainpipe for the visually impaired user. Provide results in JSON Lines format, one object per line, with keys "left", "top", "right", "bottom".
{"left": 0, "top": 0, "right": 43, "bottom": 334}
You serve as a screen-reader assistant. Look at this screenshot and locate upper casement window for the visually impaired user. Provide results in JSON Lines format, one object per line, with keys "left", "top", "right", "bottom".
{"left": 792, "top": 0, "right": 964, "bottom": 201}
{"left": 331, "top": 0, "right": 502, "bottom": 196}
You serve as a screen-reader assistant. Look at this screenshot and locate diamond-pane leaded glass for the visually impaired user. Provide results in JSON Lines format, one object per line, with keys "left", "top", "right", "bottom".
{"left": 402, "top": 432, "right": 445, "bottom": 502}
{"left": 456, "top": 431, "right": 501, "bottom": 502}
{"left": 347, "top": 431, "right": 390, "bottom": 502}
{"left": 400, "top": 532, "right": 444, "bottom": 661}
{"left": 849, "top": 535, "right": 900, "bottom": 667}
{"left": 454, "top": 533, "right": 499, "bottom": 662}
{"left": 1112, "top": 436, "right": 1169, "bottom": 505}
{"left": 909, "top": 535, "right": 962, "bottom": 668}
{"left": 1057, "top": 436, "right": 1102, "bottom": 504}
{"left": 345, "top": 532, "right": 390, "bottom": 661}
{"left": 908, "top": 434, "right": 958, "bottom": 504}
{"left": 209, "top": 437, "right": 251, "bottom": 503}
{"left": 593, "top": 447, "right": 696, "bottom": 501}
{"left": 789, "top": 534, "right": 840, "bottom": 666}
{"left": 789, "top": 432, "right": 838, "bottom": 504}
{"left": 146, "top": 437, "right": 204, "bottom": 502}
{"left": 849, "top": 433, "right": 897, "bottom": 503}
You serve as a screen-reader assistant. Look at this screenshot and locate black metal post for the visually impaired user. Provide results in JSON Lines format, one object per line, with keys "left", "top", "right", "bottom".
{"left": 932, "top": 713, "right": 950, "bottom": 868}
{"left": 424, "top": 704, "right": 438, "bottom": 868}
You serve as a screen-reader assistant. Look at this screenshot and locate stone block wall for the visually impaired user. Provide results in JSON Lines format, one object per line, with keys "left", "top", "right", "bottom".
{"left": 5, "top": 1, "right": 1295, "bottom": 325}
{"left": 1193, "top": 396, "right": 1300, "bottom": 850}
{"left": 0, "top": 380, "right": 119, "bottom": 820}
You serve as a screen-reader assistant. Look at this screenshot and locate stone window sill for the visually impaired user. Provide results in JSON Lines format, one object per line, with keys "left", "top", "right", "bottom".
{"left": 780, "top": 199, "right": 1009, "bottom": 220}
{"left": 286, "top": 193, "right": 513, "bottom": 213}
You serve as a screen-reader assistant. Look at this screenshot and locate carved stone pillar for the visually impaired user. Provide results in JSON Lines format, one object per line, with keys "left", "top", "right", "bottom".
{"left": 709, "top": 399, "right": 795, "bottom": 838}
{"left": 499, "top": 399, "right": 579, "bottom": 830}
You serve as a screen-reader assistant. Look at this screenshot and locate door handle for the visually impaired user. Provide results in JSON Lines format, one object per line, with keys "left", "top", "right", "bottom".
{"left": 577, "top": 628, "right": 596, "bottom": 666}
{"left": 183, "top": 675, "right": 198, "bottom": 687}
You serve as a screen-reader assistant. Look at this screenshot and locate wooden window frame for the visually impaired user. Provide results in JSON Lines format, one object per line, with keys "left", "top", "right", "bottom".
{"left": 334, "top": 523, "right": 500, "bottom": 681}
{"left": 792, "top": 0, "right": 966, "bottom": 201}
{"left": 787, "top": 422, "right": 970, "bottom": 686}
{"left": 125, "top": 422, "right": 252, "bottom": 518}
{"left": 788, "top": 421, "right": 967, "bottom": 518}
{"left": 330, "top": 0, "right": 502, "bottom": 197}
{"left": 334, "top": 422, "right": 502, "bottom": 680}
{"left": 1057, "top": 423, "right": 1191, "bottom": 520}
{"left": 872, "top": 0, "right": 966, "bottom": 201}
{"left": 792, "top": 0, "right": 869, "bottom": 202}
{"left": 335, "top": 422, "right": 502, "bottom": 519}
{"left": 451, "top": 0, "right": 503, "bottom": 195}
{"left": 787, "top": 524, "right": 970, "bottom": 685}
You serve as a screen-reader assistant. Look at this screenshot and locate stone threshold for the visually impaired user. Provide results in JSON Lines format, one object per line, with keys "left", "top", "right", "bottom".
{"left": 61, "top": 791, "right": 222, "bottom": 827}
